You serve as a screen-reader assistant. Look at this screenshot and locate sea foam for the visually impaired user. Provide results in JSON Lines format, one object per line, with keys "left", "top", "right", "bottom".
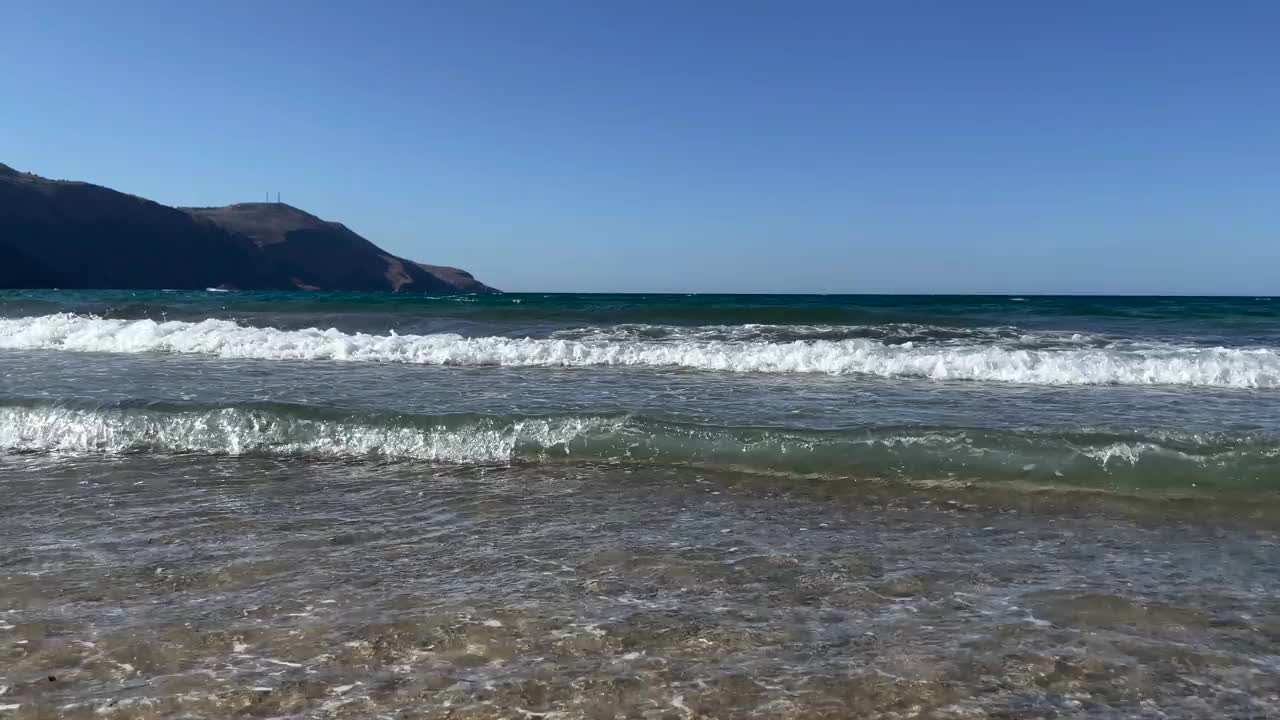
{"left": 0, "top": 402, "right": 610, "bottom": 462}
{"left": 0, "top": 401, "right": 1273, "bottom": 489}
{"left": 1, "top": 314, "right": 1277, "bottom": 387}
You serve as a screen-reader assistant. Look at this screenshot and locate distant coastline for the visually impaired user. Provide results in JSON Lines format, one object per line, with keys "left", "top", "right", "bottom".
{"left": 0, "top": 162, "right": 497, "bottom": 293}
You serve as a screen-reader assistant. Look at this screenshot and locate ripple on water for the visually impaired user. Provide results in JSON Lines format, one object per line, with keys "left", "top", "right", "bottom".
{"left": 0, "top": 457, "right": 1277, "bottom": 718}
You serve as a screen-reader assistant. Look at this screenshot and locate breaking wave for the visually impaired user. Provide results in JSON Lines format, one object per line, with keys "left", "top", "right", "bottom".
{"left": 546, "top": 323, "right": 1109, "bottom": 347}
{"left": 0, "top": 399, "right": 1275, "bottom": 490}
{"left": 1, "top": 314, "right": 1279, "bottom": 387}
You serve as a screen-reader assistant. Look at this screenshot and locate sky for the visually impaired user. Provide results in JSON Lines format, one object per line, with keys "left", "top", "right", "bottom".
{"left": 3, "top": 1, "right": 1278, "bottom": 294}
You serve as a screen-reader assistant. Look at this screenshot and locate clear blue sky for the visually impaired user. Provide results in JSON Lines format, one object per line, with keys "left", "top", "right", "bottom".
{"left": 3, "top": 1, "right": 1277, "bottom": 294}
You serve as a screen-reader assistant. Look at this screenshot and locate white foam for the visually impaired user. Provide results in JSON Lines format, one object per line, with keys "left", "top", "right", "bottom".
{"left": 1, "top": 314, "right": 1277, "bottom": 387}
{"left": 1083, "top": 442, "right": 1161, "bottom": 468}
{"left": 549, "top": 322, "right": 1039, "bottom": 344}
{"left": 0, "top": 404, "right": 615, "bottom": 462}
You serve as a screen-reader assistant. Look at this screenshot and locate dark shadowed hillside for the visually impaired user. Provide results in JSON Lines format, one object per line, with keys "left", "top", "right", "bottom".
{"left": 184, "top": 204, "right": 495, "bottom": 293}
{"left": 0, "top": 163, "right": 497, "bottom": 292}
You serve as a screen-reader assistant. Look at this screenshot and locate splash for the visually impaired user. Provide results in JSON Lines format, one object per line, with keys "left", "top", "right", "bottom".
{"left": 0, "top": 400, "right": 1275, "bottom": 490}
{"left": 1, "top": 314, "right": 1278, "bottom": 387}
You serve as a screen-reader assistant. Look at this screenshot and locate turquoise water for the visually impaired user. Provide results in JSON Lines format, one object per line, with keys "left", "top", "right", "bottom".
{"left": 1, "top": 291, "right": 1278, "bottom": 493}
{"left": 4, "top": 290, "right": 1278, "bottom": 336}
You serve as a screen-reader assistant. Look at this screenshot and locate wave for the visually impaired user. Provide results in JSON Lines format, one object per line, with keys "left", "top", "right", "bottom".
{"left": 0, "top": 400, "right": 597, "bottom": 464}
{"left": 0, "top": 400, "right": 1275, "bottom": 491}
{"left": 546, "top": 322, "right": 1109, "bottom": 347}
{"left": 2, "top": 314, "right": 1279, "bottom": 387}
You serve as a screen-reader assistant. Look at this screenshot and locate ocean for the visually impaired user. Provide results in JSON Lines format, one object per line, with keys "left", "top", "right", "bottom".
{"left": 1, "top": 291, "right": 1278, "bottom": 718}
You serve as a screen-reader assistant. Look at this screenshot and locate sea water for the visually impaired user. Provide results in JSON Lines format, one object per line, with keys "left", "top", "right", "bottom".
{"left": 1, "top": 291, "right": 1277, "bottom": 718}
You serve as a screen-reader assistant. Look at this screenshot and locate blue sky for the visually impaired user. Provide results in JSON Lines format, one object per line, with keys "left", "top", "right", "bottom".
{"left": 3, "top": 1, "right": 1278, "bottom": 294}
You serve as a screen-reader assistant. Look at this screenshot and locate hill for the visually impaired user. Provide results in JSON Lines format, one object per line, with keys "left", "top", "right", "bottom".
{"left": 0, "top": 162, "right": 496, "bottom": 292}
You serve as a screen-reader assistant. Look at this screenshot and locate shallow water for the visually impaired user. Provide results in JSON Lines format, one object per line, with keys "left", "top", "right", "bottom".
{"left": 2, "top": 459, "right": 1278, "bottom": 718}
{"left": 1, "top": 292, "right": 1278, "bottom": 717}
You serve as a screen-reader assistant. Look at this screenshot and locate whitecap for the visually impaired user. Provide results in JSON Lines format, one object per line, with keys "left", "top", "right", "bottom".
{"left": 0, "top": 314, "right": 1277, "bottom": 387}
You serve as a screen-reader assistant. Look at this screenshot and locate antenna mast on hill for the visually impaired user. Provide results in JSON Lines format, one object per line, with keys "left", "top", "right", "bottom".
{"left": 277, "top": 192, "right": 281, "bottom": 204}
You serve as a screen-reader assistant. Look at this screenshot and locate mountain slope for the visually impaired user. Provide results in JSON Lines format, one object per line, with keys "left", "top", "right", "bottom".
{"left": 0, "top": 163, "right": 497, "bottom": 292}
{"left": 184, "top": 203, "right": 495, "bottom": 293}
